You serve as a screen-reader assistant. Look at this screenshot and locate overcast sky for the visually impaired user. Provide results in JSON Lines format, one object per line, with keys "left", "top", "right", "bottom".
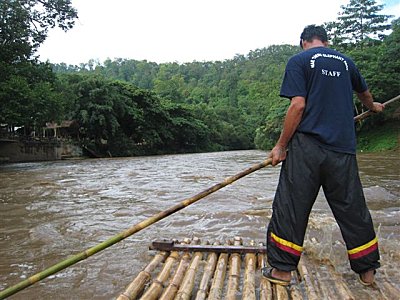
{"left": 37, "top": 0, "right": 400, "bottom": 65}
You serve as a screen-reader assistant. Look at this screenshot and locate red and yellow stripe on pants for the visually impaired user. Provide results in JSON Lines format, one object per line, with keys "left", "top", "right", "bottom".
{"left": 348, "top": 237, "right": 378, "bottom": 260}
{"left": 270, "top": 232, "right": 303, "bottom": 257}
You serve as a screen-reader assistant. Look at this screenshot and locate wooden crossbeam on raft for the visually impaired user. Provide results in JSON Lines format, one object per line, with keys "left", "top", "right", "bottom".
{"left": 150, "top": 240, "right": 267, "bottom": 254}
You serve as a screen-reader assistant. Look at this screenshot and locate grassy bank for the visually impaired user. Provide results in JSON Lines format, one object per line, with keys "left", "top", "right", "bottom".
{"left": 357, "top": 120, "right": 400, "bottom": 152}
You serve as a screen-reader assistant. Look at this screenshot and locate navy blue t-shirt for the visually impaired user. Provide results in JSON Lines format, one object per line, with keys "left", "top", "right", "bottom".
{"left": 280, "top": 46, "right": 368, "bottom": 154}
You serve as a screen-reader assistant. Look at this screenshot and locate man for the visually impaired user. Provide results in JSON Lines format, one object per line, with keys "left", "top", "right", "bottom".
{"left": 263, "top": 25, "right": 384, "bottom": 286}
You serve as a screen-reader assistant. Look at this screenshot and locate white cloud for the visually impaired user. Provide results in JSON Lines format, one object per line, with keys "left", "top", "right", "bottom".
{"left": 37, "top": 0, "right": 398, "bottom": 65}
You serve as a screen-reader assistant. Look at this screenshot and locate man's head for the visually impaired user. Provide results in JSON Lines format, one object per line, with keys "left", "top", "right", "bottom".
{"left": 300, "top": 25, "right": 328, "bottom": 49}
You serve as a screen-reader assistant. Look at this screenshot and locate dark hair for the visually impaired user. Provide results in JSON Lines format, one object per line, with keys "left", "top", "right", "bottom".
{"left": 300, "top": 25, "right": 328, "bottom": 48}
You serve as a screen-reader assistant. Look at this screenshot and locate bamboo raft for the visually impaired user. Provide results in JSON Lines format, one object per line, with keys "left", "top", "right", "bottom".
{"left": 117, "top": 237, "right": 399, "bottom": 300}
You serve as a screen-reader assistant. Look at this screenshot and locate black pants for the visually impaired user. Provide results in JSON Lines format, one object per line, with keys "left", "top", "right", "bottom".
{"left": 266, "top": 132, "right": 380, "bottom": 274}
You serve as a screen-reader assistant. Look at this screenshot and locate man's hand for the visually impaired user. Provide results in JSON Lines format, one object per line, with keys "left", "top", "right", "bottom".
{"left": 269, "top": 144, "right": 287, "bottom": 166}
{"left": 357, "top": 90, "right": 385, "bottom": 113}
{"left": 371, "top": 102, "right": 385, "bottom": 113}
{"left": 267, "top": 96, "right": 305, "bottom": 167}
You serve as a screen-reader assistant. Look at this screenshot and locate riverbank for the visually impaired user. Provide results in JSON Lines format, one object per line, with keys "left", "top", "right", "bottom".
{"left": 1, "top": 120, "right": 398, "bottom": 164}
{"left": 0, "top": 139, "right": 83, "bottom": 163}
{"left": 357, "top": 120, "right": 400, "bottom": 152}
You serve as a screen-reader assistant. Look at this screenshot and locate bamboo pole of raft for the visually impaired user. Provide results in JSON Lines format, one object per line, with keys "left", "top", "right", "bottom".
{"left": 314, "top": 268, "right": 332, "bottom": 299}
{"left": 300, "top": 256, "right": 353, "bottom": 300}
{"left": 274, "top": 284, "right": 289, "bottom": 300}
{"left": 117, "top": 251, "right": 168, "bottom": 300}
{"left": 289, "top": 284, "right": 303, "bottom": 300}
{"left": 297, "top": 256, "right": 319, "bottom": 300}
{"left": 194, "top": 241, "right": 220, "bottom": 300}
{"left": 260, "top": 279, "right": 273, "bottom": 300}
{"left": 259, "top": 253, "right": 273, "bottom": 300}
{"left": 208, "top": 243, "right": 229, "bottom": 300}
{"left": 159, "top": 251, "right": 190, "bottom": 300}
{"left": 257, "top": 242, "right": 264, "bottom": 270}
{"left": 354, "top": 94, "right": 400, "bottom": 122}
{"left": 159, "top": 239, "right": 194, "bottom": 300}
{"left": 325, "top": 264, "right": 355, "bottom": 300}
{"left": 380, "top": 281, "right": 400, "bottom": 300}
{"left": 242, "top": 240, "right": 257, "bottom": 300}
{"left": 175, "top": 239, "right": 206, "bottom": 300}
{"left": 0, "top": 160, "right": 272, "bottom": 300}
{"left": 226, "top": 237, "right": 242, "bottom": 300}
{"left": 140, "top": 250, "right": 180, "bottom": 300}
{"left": 288, "top": 270, "right": 303, "bottom": 300}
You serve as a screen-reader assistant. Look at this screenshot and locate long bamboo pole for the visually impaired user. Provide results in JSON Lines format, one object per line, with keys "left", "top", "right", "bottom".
{"left": 354, "top": 94, "right": 400, "bottom": 122}
{"left": 0, "top": 159, "right": 273, "bottom": 300}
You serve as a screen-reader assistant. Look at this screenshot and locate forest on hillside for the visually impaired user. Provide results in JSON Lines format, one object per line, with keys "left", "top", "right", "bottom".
{"left": 1, "top": 0, "right": 399, "bottom": 157}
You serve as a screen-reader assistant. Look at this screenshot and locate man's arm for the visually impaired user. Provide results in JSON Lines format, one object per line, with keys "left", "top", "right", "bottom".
{"left": 269, "top": 96, "right": 305, "bottom": 166}
{"left": 357, "top": 90, "right": 385, "bottom": 112}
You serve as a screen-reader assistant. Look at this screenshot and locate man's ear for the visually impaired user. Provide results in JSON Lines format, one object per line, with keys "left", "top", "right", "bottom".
{"left": 302, "top": 40, "right": 310, "bottom": 50}
{"left": 323, "top": 41, "right": 329, "bottom": 47}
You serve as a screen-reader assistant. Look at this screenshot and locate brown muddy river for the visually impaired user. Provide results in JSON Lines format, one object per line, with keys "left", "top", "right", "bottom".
{"left": 0, "top": 150, "right": 399, "bottom": 299}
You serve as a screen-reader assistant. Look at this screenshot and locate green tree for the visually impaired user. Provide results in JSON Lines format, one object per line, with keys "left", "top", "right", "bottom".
{"left": 67, "top": 75, "right": 213, "bottom": 156}
{"left": 0, "top": 0, "right": 77, "bottom": 132}
{"left": 380, "top": 18, "right": 400, "bottom": 100}
{"left": 254, "top": 101, "right": 290, "bottom": 150}
{"left": 0, "top": 0, "right": 77, "bottom": 64}
{"left": 153, "top": 64, "right": 186, "bottom": 102}
{"left": 0, "top": 62, "right": 64, "bottom": 131}
{"left": 325, "top": 0, "right": 393, "bottom": 49}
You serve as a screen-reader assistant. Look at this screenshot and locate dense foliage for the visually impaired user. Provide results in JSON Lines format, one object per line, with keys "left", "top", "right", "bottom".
{"left": 49, "top": 45, "right": 300, "bottom": 155}
{"left": 0, "top": 0, "right": 77, "bottom": 132}
{"left": 1, "top": 0, "right": 399, "bottom": 156}
{"left": 56, "top": 75, "right": 213, "bottom": 156}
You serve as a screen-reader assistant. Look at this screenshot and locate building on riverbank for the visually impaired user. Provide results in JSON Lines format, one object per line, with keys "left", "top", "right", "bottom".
{"left": 0, "top": 138, "right": 83, "bottom": 163}
{"left": 0, "top": 121, "right": 82, "bottom": 163}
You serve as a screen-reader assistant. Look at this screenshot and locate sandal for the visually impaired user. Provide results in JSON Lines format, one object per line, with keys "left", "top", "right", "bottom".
{"left": 262, "top": 267, "right": 291, "bottom": 286}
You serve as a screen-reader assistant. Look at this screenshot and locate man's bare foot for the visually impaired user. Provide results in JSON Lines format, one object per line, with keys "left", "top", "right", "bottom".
{"left": 359, "top": 270, "right": 375, "bottom": 286}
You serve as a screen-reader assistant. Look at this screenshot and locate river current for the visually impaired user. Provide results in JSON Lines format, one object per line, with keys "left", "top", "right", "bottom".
{"left": 0, "top": 150, "right": 399, "bottom": 299}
